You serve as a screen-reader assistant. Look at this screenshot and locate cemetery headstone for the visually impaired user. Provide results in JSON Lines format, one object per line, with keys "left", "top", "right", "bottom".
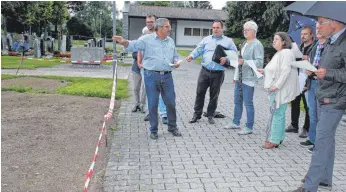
{"left": 6, "top": 34, "right": 13, "bottom": 51}
{"left": 34, "top": 38, "right": 41, "bottom": 58}
{"left": 61, "top": 35, "right": 66, "bottom": 52}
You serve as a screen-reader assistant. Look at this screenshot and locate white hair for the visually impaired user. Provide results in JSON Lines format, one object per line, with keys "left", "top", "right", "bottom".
{"left": 142, "top": 26, "right": 149, "bottom": 35}
{"left": 243, "top": 20, "right": 258, "bottom": 35}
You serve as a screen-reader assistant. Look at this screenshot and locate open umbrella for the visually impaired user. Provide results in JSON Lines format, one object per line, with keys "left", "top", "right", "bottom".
{"left": 288, "top": 13, "right": 316, "bottom": 45}
{"left": 284, "top": 1, "right": 346, "bottom": 23}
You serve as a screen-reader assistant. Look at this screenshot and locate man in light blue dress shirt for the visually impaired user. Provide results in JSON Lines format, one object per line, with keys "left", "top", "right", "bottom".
{"left": 113, "top": 18, "right": 182, "bottom": 140}
{"left": 186, "top": 21, "right": 237, "bottom": 124}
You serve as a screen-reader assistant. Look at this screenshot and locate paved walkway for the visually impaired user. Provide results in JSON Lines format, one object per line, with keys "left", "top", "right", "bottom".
{"left": 103, "top": 57, "right": 346, "bottom": 192}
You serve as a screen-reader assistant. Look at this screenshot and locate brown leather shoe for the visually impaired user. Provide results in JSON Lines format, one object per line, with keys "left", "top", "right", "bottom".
{"left": 263, "top": 142, "right": 279, "bottom": 149}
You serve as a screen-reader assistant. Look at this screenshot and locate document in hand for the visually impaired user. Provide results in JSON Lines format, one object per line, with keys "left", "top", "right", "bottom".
{"left": 224, "top": 50, "right": 239, "bottom": 68}
{"left": 169, "top": 59, "right": 184, "bottom": 67}
{"left": 292, "top": 60, "right": 317, "bottom": 71}
{"left": 291, "top": 42, "right": 303, "bottom": 59}
{"left": 246, "top": 60, "right": 263, "bottom": 78}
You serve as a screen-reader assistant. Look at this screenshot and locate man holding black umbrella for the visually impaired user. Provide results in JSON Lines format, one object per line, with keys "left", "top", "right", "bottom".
{"left": 290, "top": 15, "right": 346, "bottom": 192}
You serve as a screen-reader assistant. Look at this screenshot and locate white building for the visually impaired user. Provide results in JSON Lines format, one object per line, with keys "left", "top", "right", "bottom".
{"left": 122, "top": 3, "right": 228, "bottom": 47}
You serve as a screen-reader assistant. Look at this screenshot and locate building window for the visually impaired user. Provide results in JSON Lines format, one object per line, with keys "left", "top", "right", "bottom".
{"left": 203, "top": 29, "right": 210, "bottom": 36}
{"left": 193, "top": 28, "right": 201, "bottom": 36}
{"left": 184, "top": 28, "right": 192, "bottom": 36}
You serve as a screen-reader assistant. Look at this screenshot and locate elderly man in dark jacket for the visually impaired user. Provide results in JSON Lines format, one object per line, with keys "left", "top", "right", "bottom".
{"left": 292, "top": 17, "right": 346, "bottom": 192}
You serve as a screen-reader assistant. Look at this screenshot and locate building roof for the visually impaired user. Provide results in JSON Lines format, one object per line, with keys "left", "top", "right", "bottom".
{"left": 128, "top": 5, "right": 228, "bottom": 21}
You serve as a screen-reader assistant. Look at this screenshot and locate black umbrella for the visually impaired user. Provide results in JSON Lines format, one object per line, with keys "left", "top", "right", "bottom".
{"left": 284, "top": 1, "right": 346, "bottom": 23}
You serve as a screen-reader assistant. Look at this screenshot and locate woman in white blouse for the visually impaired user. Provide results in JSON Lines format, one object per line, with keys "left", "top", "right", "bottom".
{"left": 257, "top": 32, "right": 300, "bottom": 149}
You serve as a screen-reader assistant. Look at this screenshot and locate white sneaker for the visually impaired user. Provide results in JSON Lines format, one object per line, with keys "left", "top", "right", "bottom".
{"left": 223, "top": 123, "right": 240, "bottom": 129}
{"left": 238, "top": 127, "right": 253, "bottom": 135}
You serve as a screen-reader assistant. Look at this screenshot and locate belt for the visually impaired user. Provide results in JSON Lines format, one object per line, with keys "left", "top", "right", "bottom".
{"left": 202, "top": 66, "right": 224, "bottom": 73}
{"left": 145, "top": 69, "right": 172, "bottom": 75}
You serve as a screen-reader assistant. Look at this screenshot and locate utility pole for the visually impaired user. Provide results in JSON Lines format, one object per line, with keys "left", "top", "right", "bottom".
{"left": 112, "top": 1, "right": 117, "bottom": 78}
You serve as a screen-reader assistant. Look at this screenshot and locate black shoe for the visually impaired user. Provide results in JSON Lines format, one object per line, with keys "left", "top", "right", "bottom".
{"left": 301, "top": 178, "right": 332, "bottom": 190}
{"left": 168, "top": 129, "right": 182, "bottom": 137}
{"left": 189, "top": 115, "right": 201, "bottom": 123}
{"left": 150, "top": 133, "right": 158, "bottom": 140}
{"left": 300, "top": 140, "right": 313, "bottom": 147}
{"left": 299, "top": 129, "right": 308, "bottom": 138}
{"left": 162, "top": 117, "right": 168, "bottom": 124}
{"left": 285, "top": 125, "right": 298, "bottom": 133}
{"left": 144, "top": 114, "right": 149, "bottom": 121}
{"left": 131, "top": 105, "right": 140, "bottom": 112}
{"left": 208, "top": 116, "right": 215, "bottom": 124}
{"left": 307, "top": 146, "right": 314, "bottom": 153}
{"left": 139, "top": 105, "right": 145, "bottom": 113}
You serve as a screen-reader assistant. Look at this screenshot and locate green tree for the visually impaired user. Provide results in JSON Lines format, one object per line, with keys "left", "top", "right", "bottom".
{"left": 66, "top": 17, "right": 93, "bottom": 39}
{"left": 225, "top": 1, "right": 292, "bottom": 39}
{"left": 133, "top": 1, "right": 171, "bottom": 6}
{"left": 51, "top": 1, "right": 69, "bottom": 38}
{"left": 184, "top": 1, "right": 212, "bottom": 9}
{"left": 67, "top": 1, "right": 86, "bottom": 14}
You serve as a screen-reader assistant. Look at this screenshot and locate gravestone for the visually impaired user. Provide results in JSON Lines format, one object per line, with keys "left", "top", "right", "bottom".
{"left": 40, "top": 38, "right": 45, "bottom": 56}
{"left": 66, "top": 36, "right": 72, "bottom": 51}
{"left": 51, "top": 38, "right": 55, "bottom": 52}
{"left": 1, "top": 35, "right": 7, "bottom": 51}
{"left": 87, "top": 39, "right": 92, "bottom": 47}
{"left": 47, "top": 37, "right": 52, "bottom": 52}
{"left": 61, "top": 35, "right": 66, "bottom": 52}
{"left": 102, "top": 38, "right": 106, "bottom": 49}
{"left": 34, "top": 38, "right": 41, "bottom": 58}
{"left": 6, "top": 34, "right": 13, "bottom": 51}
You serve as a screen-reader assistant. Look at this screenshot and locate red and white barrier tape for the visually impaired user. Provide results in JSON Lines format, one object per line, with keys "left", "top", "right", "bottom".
{"left": 83, "top": 64, "right": 117, "bottom": 192}
{"left": 72, "top": 60, "right": 101, "bottom": 64}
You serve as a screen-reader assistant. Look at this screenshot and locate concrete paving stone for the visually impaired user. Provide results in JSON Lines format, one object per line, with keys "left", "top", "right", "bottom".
{"left": 229, "top": 187, "right": 257, "bottom": 192}
{"left": 164, "top": 183, "right": 190, "bottom": 190}
{"left": 255, "top": 186, "right": 283, "bottom": 192}
{"left": 101, "top": 55, "right": 346, "bottom": 192}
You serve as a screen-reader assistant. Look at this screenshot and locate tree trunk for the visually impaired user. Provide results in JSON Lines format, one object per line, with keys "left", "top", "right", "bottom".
{"left": 54, "top": 23, "right": 58, "bottom": 38}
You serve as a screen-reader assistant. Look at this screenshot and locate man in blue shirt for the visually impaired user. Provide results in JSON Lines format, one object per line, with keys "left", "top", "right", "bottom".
{"left": 186, "top": 21, "right": 237, "bottom": 124}
{"left": 113, "top": 18, "right": 182, "bottom": 140}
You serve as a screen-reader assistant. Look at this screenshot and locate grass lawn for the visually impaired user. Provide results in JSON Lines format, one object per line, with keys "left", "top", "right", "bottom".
{"left": 177, "top": 50, "right": 202, "bottom": 64}
{"left": 1, "top": 56, "right": 62, "bottom": 69}
{"left": 102, "top": 62, "right": 132, "bottom": 67}
{"left": 1, "top": 74, "right": 129, "bottom": 99}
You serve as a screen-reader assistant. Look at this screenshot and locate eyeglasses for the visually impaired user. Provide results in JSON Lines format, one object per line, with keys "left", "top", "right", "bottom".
{"left": 146, "top": 21, "right": 154, "bottom": 23}
{"left": 162, "top": 25, "right": 171, "bottom": 29}
{"left": 317, "top": 20, "right": 331, "bottom": 25}
{"left": 243, "top": 29, "right": 252, "bottom": 32}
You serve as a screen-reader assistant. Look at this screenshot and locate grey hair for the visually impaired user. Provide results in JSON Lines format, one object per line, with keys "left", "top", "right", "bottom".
{"left": 154, "top": 18, "right": 169, "bottom": 31}
{"left": 243, "top": 20, "right": 258, "bottom": 35}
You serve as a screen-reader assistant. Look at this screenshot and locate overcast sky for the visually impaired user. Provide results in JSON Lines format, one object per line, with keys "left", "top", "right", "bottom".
{"left": 115, "top": 0, "right": 228, "bottom": 18}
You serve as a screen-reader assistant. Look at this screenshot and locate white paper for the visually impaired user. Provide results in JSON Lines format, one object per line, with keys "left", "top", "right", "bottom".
{"left": 230, "top": 60, "right": 239, "bottom": 68}
{"left": 224, "top": 50, "right": 238, "bottom": 60}
{"left": 292, "top": 60, "right": 317, "bottom": 71}
{"left": 299, "top": 70, "right": 307, "bottom": 93}
{"left": 291, "top": 42, "right": 303, "bottom": 58}
{"left": 169, "top": 59, "right": 184, "bottom": 67}
{"left": 246, "top": 60, "right": 263, "bottom": 78}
